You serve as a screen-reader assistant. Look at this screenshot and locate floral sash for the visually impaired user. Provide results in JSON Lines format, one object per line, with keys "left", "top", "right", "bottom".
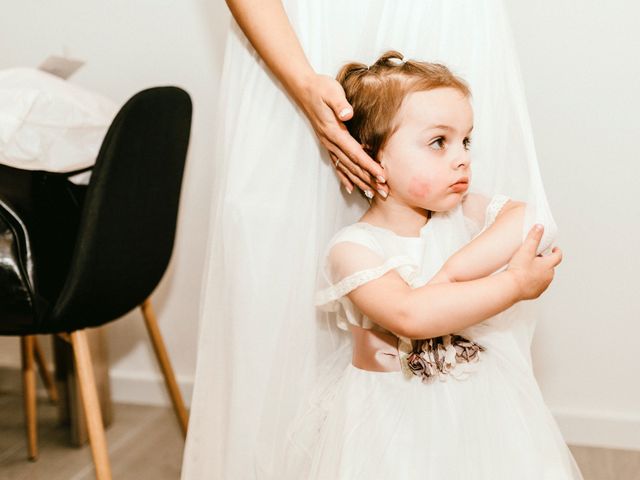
{"left": 349, "top": 324, "right": 485, "bottom": 383}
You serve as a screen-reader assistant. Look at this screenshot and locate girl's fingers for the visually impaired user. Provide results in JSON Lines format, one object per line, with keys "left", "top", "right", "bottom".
{"left": 548, "top": 246, "right": 563, "bottom": 266}
{"left": 524, "top": 224, "right": 544, "bottom": 255}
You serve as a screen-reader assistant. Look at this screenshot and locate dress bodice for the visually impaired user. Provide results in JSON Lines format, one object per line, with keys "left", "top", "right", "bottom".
{"left": 314, "top": 192, "right": 512, "bottom": 336}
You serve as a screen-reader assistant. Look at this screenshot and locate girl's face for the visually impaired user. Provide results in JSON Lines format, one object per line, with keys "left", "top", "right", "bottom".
{"left": 378, "top": 87, "right": 473, "bottom": 212}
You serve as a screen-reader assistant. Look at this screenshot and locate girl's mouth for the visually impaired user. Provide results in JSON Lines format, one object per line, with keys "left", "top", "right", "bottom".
{"left": 450, "top": 181, "right": 469, "bottom": 192}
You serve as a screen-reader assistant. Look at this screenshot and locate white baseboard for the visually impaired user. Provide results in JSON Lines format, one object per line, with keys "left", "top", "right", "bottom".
{"left": 0, "top": 365, "right": 194, "bottom": 408}
{"left": 110, "top": 372, "right": 640, "bottom": 452}
{"left": 550, "top": 406, "right": 640, "bottom": 451}
{"left": 3, "top": 366, "right": 638, "bottom": 451}
{"left": 109, "top": 369, "right": 194, "bottom": 408}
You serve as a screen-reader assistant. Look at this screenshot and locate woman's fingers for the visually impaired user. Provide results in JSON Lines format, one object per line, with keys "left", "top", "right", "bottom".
{"left": 318, "top": 77, "right": 388, "bottom": 192}
{"left": 334, "top": 125, "right": 388, "bottom": 188}
{"left": 327, "top": 136, "right": 388, "bottom": 197}
{"left": 327, "top": 100, "right": 353, "bottom": 122}
{"left": 336, "top": 169, "right": 353, "bottom": 193}
{"left": 331, "top": 151, "right": 375, "bottom": 198}
{"left": 329, "top": 152, "right": 354, "bottom": 193}
{"left": 302, "top": 74, "right": 389, "bottom": 197}
{"left": 328, "top": 139, "right": 372, "bottom": 183}
{"left": 321, "top": 77, "right": 354, "bottom": 121}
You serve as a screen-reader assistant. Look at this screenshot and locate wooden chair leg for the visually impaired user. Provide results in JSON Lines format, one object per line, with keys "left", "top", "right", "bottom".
{"left": 140, "top": 298, "right": 189, "bottom": 437}
{"left": 33, "top": 336, "right": 59, "bottom": 403}
{"left": 70, "top": 329, "right": 113, "bottom": 480}
{"left": 20, "top": 335, "right": 38, "bottom": 461}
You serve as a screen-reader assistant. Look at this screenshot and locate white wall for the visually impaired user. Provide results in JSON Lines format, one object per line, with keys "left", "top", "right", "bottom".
{"left": 1, "top": 0, "right": 638, "bottom": 450}
{"left": 0, "top": 0, "right": 231, "bottom": 407}
{"left": 504, "top": 0, "right": 640, "bottom": 449}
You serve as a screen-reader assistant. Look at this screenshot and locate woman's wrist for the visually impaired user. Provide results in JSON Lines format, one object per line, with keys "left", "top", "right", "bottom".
{"left": 280, "top": 67, "right": 316, "bottom": 103}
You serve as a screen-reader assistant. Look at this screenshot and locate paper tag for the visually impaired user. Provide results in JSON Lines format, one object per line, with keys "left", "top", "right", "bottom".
{"left": 38, "top": 55, "right": 85, "bottom": 79}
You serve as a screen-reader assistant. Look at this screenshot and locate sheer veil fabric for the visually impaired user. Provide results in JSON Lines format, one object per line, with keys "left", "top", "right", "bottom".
{"left": 181, "top": 1, "right": 566, "bottom": 478}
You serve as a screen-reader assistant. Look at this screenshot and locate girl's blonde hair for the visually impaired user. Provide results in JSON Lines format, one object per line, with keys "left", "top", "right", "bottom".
{"left": 336, "top": 50, "right": 471, "bottom": 164}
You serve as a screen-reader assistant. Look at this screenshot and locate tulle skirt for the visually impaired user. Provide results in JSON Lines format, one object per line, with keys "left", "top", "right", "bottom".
{"left": 282, "top": 321, "right": 584, "bottom": 479}
{"left": 180, "top": 0, "right": 579, "bottom": 478}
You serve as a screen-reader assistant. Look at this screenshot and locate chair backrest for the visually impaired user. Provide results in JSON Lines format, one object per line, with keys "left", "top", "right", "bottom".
{"left": 44, "top": 86, "right": 192, "bottom": 333}
{"left": 0, "top": 197, "right": 41, "bottom": 334}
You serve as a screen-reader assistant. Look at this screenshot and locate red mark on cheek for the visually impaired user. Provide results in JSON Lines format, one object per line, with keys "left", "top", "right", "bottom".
{"left": 407, "top": 177, "right": 431, "bottom": 199}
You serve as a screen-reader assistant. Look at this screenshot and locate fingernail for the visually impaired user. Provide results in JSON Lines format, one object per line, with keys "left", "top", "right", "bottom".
{"left": 376, "top": 175, "right": 386, "bottom": 183}
{"left": 535, "top": 224, "right": 543, "bottom": 231}
{"left": 339, "top": 108, "right": 352, "bottom": 119}
{"left": 377, "top": 189, "right": 388, "bottom": 198}
{"left": 346, "top": 186, "right": 353, "bottom": 194}
{"left": 364, "top": 190, "right": 374, "bottom": 199}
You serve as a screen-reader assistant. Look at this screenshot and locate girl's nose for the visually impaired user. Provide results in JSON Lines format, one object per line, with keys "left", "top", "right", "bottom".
{"left": 456, "top": 153, "right": 471, "bottom": 169}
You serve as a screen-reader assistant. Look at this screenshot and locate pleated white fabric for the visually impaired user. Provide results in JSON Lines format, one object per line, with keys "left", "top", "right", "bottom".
{"left": 180, "top": 1, "right": 580, "bottom": 478}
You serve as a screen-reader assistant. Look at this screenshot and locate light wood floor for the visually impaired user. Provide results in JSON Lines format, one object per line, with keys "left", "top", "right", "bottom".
{"left": 1, "top": 392, "right": 639, "bottom": 479}
{"left": 0, "top": 393, "right": 184, "bottom": 480}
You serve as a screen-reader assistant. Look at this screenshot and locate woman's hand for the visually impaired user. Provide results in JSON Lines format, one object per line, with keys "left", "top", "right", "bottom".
{"left": 224, "top": 0, "right": 387, "bottom": 197}
{"left": 507, "top": 224, "right": 563, "bottom": 300}
{"left": 294, "top": 73, "right": 389, "bottom": 198}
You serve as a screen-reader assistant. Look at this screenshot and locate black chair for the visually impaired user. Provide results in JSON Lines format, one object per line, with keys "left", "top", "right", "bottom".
{"left": 0, "top": 86, "right": 193, "bottom": 480}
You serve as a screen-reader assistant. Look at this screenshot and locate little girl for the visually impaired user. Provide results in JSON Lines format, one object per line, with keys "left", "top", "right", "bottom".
{"left": 283, "top": 51, "right": 584, "bottom": 479}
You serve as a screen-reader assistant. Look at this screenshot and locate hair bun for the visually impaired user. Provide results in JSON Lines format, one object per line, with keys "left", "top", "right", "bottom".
{"left": 375, "top": 50, "right": 406, "bottom": 67}
{"left": 336, "top": 61, "right": 370, "bottom": 84}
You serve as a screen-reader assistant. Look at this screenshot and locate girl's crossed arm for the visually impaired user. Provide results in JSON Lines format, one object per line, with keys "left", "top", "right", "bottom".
{"left": 429, "top": 198, "right": 526, "bottom": 285}
{"left": 343, "top": 224, "right": 560, "bottom": 340}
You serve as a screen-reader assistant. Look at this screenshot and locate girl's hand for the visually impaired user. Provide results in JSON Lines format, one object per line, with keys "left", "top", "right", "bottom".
{"left": 295, "top": 73, "right": 389, "bottom": 198}
{"left": 507, "top": 224, "right": 563, "bottom": 300}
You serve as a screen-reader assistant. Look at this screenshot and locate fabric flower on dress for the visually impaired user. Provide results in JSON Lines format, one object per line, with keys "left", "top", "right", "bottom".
{"left": 399, "top": 334, "right": 486, "bottom": 383}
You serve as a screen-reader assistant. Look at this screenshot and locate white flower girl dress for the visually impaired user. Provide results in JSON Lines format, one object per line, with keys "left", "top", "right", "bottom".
{"left": 278, "top": 192, "right": 585, "bottom": 479}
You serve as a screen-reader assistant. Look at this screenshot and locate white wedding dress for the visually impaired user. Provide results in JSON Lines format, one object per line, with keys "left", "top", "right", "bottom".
{"left": 181, "top": 1, "right": 582, "bottom": 478}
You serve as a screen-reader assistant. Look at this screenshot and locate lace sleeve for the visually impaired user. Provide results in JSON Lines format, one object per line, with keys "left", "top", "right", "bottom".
{"left": 461, "top": 192, "right": 510, "bottom": 238}
{"left": 315, "top": 254, "right": 416, "bottom": 309}
{"left": 314, "top": 234, "right": 418, "bottom": 313}
{"left": 461, "top": 191, "right": 560, "bottom": 262}
{"left": 483, "top": 193, "right": 511, "bottom": 230}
